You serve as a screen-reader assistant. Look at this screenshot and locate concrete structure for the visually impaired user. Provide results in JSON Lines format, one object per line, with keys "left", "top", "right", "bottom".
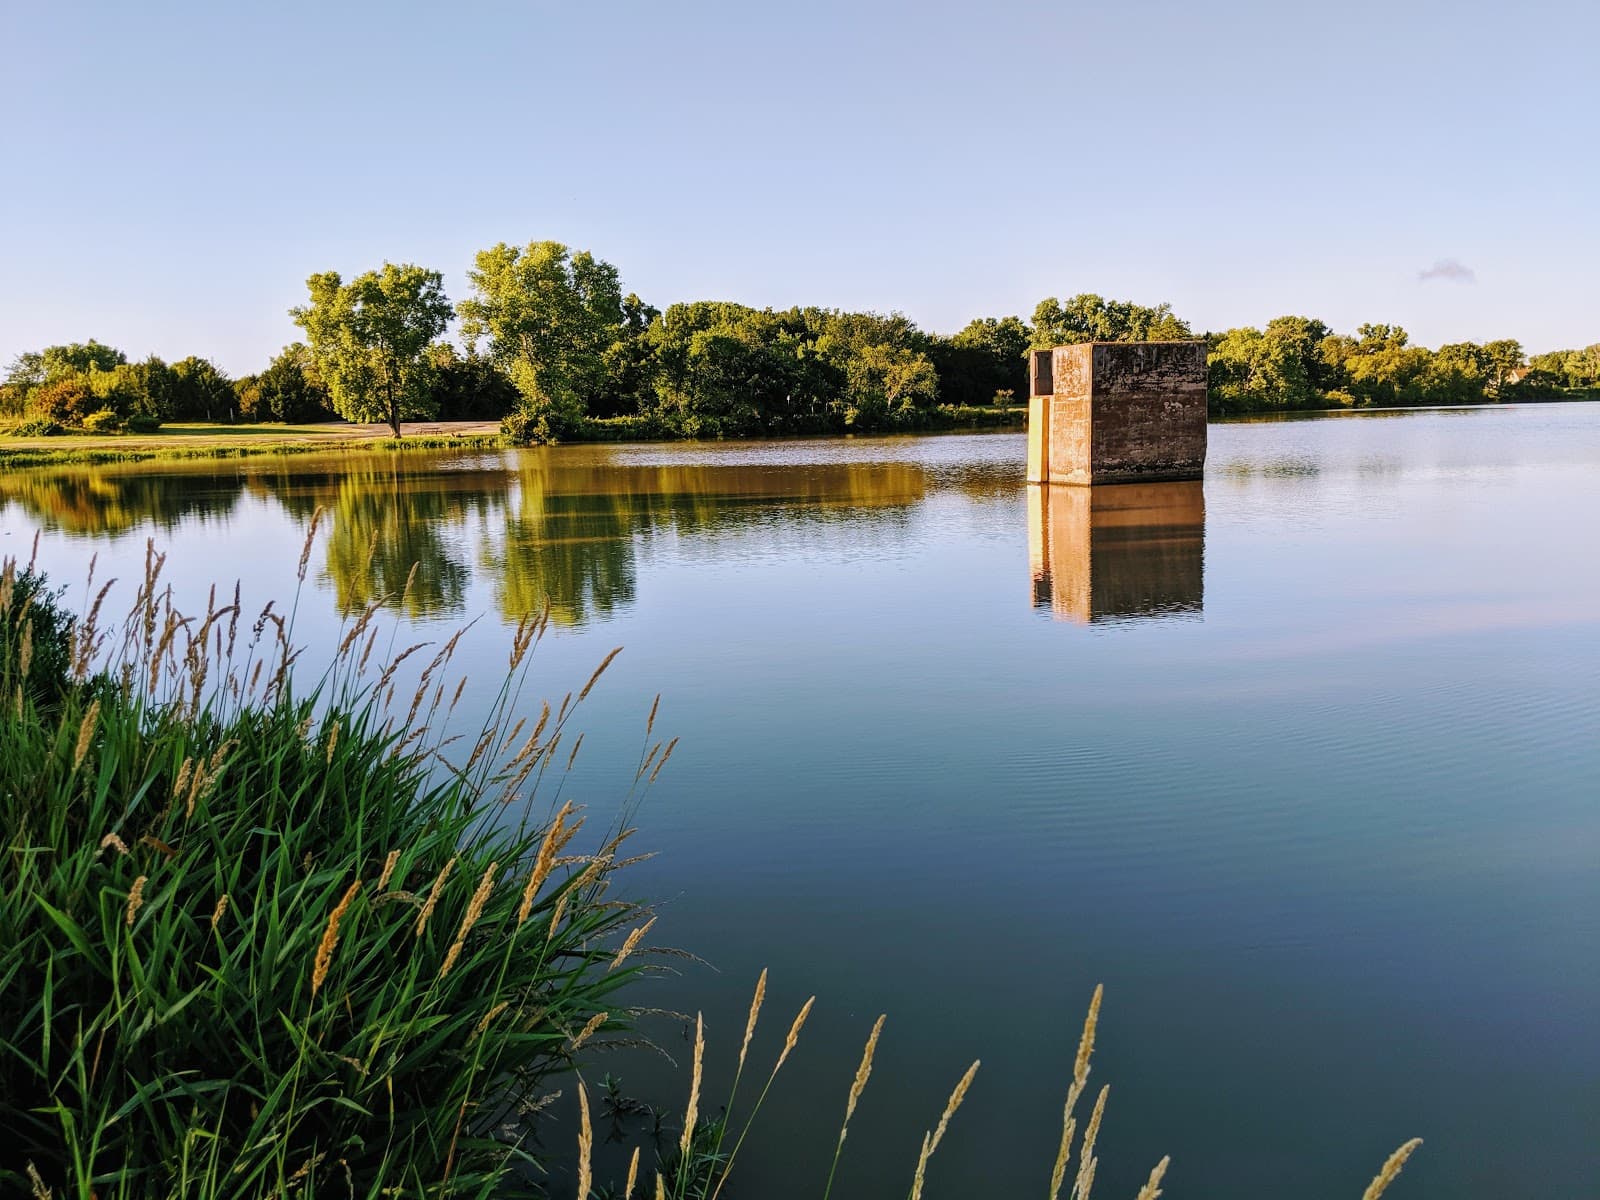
{"left": 1027, "top": 482, "right": 1204, "bottom": 624}
{"left": 1026, "top": 342, "right": 1208, "bottom": 484}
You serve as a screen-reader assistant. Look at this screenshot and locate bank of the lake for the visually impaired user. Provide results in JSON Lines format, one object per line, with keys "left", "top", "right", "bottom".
{"left": 0, "top": 419, "right": 505, "bottom": 468}
{"left": 0, "top": 405, "right": 1029, "bottom": 468}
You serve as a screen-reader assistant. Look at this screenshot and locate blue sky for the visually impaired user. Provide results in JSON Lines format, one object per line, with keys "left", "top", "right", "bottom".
{"left": 3, "top": 0, "right": 1595, "bottom": 375}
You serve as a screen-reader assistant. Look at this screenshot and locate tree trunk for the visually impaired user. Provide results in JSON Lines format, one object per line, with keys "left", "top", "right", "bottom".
{"left": 388, "top": 378, "right": 400, "bottom": 439}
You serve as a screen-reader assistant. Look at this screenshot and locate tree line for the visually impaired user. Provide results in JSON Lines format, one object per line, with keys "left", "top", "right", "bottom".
{"left": 4, "top": 241, "right": 1596, "bottom": 439}
{"left": 1206, "top": 319, "right": 1597, "bottom": 414}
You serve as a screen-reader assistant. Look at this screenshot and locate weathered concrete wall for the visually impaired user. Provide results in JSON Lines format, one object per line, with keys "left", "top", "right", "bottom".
{"left": 1027, "top": 481, "right": 1205, "bottom": 623}
{"left": 1025, "top": 341, "right": 1207, "bottom": 484}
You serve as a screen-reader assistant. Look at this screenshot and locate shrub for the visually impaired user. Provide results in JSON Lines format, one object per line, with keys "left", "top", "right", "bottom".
{"left": 0, "top": 533, "right": 655, "bottom": 1199}
{"left": 10, "top": 417, "right": 65, "bottom": 437}
{"left": 81, "top": 409, "right": 125, "bottom": 433}
{"left": 503, "top": 405, "right": 585, "bottom": 445}
{"left": 125, "top": 413, "right": 162, "bottom": 433}
{"left": 28, "top": 376, "right": 104, "bottom": 426}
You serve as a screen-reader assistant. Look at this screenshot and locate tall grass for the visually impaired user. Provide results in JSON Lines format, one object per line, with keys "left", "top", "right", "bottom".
{"left": 0, "top": 528, "right": 664, "bottom": 1199}
{"left": 577, "top": 980, "right": 1422, "bottom": 1200}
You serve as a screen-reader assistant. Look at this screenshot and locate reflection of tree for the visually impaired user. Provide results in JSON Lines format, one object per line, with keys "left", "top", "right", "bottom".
{"left": 259, "top": 456, "right": 487, "bottom": 618}
{"left": 322, "top": 472, "right": 471, "bottom": 617}
{"left": 485, "top": 478, "right": 637, "bottom": 625}
{"left": 9, "top": 447, "right": 938, "bottom": 628}
{"left": 0, "top": 468, "right": 243, "bottom": 536}
{"left": 484, "top": 457, "right": 927, "bottom": 626}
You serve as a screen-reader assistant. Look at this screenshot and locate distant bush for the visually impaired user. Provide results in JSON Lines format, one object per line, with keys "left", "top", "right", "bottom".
{"left": 9, "top": 417, "right": 64, "bottom": 438}
{"left": 81, "top": 409, "right": 125, "bottom": 434}
{"left": 502, "top": 404, "right": 587, "bottom": 445}
{"left": 125, "top": 413, "right": 162, "bottom": 433}
{"left": 27, "top": 377, "right": 103, "bottom": 426}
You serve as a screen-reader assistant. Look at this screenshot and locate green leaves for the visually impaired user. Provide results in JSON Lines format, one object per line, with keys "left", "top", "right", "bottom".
{"left": 291, "top": 263, "right": 453, "bottom": 436}
{"left": 459, "top": 240, "right": 627, "bottom": 432}
{"left": 1032, "top": 293, "right": 1192, "bottom": 348}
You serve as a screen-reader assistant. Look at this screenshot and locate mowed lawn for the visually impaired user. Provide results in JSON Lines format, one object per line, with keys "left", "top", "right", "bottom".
{"left": 0, "top": 420, "right": 501, "bottom": 450}
{"left": 0, "top": 420, "right": 505, "bottom": 465}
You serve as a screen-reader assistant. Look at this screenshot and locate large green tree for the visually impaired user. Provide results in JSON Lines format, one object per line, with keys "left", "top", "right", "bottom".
{"left": 458, "top": 241, "right": 626, "bottom": 436}
{"left": 291, "top": 264, "right": 452, "bottom": 437}
{"left": 1206, "top": 316, "right": 1337, "bottom": 414}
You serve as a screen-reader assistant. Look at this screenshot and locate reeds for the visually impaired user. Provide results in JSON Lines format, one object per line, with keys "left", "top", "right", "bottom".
{"left": 586, "top": 980, "right": 1421, "bottom": 1200}
{"left": 0, "top": 545, "right": 660, "bottom": 1199}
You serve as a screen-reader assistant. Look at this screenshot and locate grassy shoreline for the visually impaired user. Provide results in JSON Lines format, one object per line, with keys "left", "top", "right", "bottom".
{"left": 0, "top": 421, "right": 506, "bottom": 469}
{"left": 0, "top": 407, "right": 1029, "bottom": 468}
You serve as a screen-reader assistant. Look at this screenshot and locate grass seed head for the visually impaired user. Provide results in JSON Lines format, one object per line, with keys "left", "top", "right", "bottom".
{"left": 124, "top": 875, "right": 147, "bottom": 927}
{"left": 609, "top": 916, "right": 656, "bottom": 973}
{"left": 576, "top": 1080, "right": 593, "bottom": 1200}
{"left": 1362, "top": 1138, "right": 1423, "bottom": 1200}
{"left": 440, "top": 861, "right": 498, "bottom": 979}
{"left": 73, "top": 698, "right": 101, "bottom": 770}
{"left": 774, "top": 993, "right": 815, "bottom": 1073}
{"left": 843, "top": 1014, "right": 886, "bottom": 1129}
{"left": 472, "top": 1000, "right": 511, "bottom": 1042}
{"left": 578, "top": 646, "right": 622, "bottom": 702}
{"left": 518, "top": 804, "right": 571, "bottom": 926}
{"left": 1074, "top": 984, "right": 1103, "bottom": 1090}
{"left": 311, "top": 879, "right": 362, "bottom": 996}
{"left": 415, "top": 856, "right": 457, "bottom": 937}
{"left": 624, "top": 1146, "right": 640, "bottom": 1200}
{"left": 739, "top": 967, "right": 768, "bottom": 1072}
{"left": 1134, "top": 1156, "right": 1170, "bottom": 1200}
{"left": 680, "top": 1011, "right": 705, "bottom": 1159}
{"left": 928, "top": 1059, "right": 979, "bottom": 1156}
{"left": 569, "top": 1010, "right": 608, "bottom": 1053}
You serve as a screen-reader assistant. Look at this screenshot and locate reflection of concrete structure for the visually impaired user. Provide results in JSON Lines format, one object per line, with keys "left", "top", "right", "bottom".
{"left": 1027, "top": 342, "right": 1207, "bottom": 484}
{"left": 1028, "top": 482, "right": 1204, "bottom": 623}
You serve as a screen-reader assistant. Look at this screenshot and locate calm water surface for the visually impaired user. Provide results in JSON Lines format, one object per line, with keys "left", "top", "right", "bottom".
{"left": 3, "top": 405, "right": 1597, "bottom": 1198}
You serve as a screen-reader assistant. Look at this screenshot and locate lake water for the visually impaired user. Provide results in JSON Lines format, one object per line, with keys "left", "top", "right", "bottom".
{"left": 3, "top": 404, "right": 1597, "bottom": 1198}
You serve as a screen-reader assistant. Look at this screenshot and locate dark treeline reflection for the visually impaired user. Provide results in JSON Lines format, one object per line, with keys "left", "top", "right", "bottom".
{"left": 1028, "top": 482, "right": 1205, "bottom": 624}
{"left": 1, "top": 450, "right": 929, "bottom": 626}
{"left": 0, "top": 470, "right": 246, "bottom": 537}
